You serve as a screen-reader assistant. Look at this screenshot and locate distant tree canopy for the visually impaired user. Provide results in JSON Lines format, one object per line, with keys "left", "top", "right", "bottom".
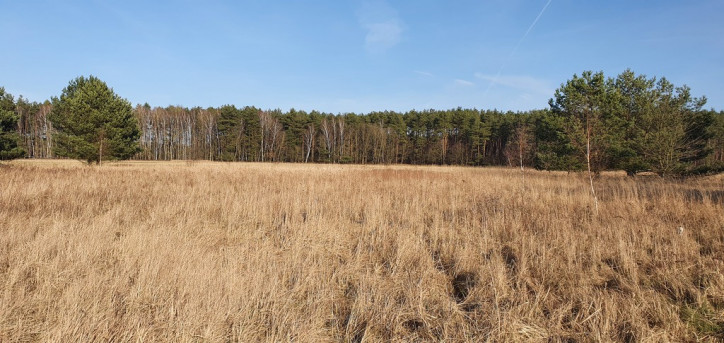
{"left": 49, "top": 76, "right": 140, "bottom": 164}
{"left": 0, "top": 87, "right": 25, "bottom": 160}
{"left": 1, "top": 70, "right": 722, "bottom": 175}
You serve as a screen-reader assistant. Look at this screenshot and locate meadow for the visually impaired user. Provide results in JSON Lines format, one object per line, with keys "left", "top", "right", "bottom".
{"left": 1, "top": 160, "right": 722, "bottom": 342}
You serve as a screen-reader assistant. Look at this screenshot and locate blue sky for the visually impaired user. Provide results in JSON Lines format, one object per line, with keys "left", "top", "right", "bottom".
{"left": 1, "top": 0, "right": 722, "bottom": 113}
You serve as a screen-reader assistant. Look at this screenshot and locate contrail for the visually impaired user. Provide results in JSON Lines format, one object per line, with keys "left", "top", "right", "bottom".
{"left": 483, "top": 0, "right": 553, "bottom": 98}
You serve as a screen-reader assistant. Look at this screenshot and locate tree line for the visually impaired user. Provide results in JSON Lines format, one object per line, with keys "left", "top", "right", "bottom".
{"left": 1, "top": 70, "right": 723, "bottom": 175}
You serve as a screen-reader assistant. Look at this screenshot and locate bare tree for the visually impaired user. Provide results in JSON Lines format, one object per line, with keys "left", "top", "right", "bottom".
{"left": 303, "top": 123, "right": 315, "bottom": 163}
{"left": 505, "top": 123, "right": 533, "bottom": 171}
{"left": 260, "top": 111, "right": 284, "bottom": 162}
{"left": 320, "top": 118, "right": 334, "bottom": 161}
{"left": 337, "top": 118, "right": 345, "bottom": 160}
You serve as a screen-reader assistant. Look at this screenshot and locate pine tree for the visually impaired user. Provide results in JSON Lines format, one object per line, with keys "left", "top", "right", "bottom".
{"left": 217, "top": 105, "right": 243, "bottom": 161}
{"left": 49, "top": 76, "right": 140, "bottom": 164}
{"left": 0, "top": 88, "right": 26, "bottom": 160}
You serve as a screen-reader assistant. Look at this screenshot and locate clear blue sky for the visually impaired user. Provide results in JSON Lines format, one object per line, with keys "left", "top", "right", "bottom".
{"left": 1, "top": 0, "right": 722, "bottom": 113}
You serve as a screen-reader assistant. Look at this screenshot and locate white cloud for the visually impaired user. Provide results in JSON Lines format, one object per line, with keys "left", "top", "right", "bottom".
{"left": 454, "top": 79, "right": 475, "bottom": 87}
{"left": 358, "top": 1, "right": 404, "bottom": 53}
{"left": 414, "top": 70, "right": 434, "bottom": 77}
{"left": 364, "top": 22, "right": 402, "bottom": 50}
{"left": 474, "top": 73, "right": 553, "bottom": 95}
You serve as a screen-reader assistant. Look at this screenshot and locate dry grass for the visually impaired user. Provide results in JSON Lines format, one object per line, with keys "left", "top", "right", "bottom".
{"left": 1, "top": 160, "right": 723, "bottom": 342}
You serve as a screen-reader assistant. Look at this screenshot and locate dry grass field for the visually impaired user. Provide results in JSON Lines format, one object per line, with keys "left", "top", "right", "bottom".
{"left": 1, "top": 160, "right": 723, "bottom": 342}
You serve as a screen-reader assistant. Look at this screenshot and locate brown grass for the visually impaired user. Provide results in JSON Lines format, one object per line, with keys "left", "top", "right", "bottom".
{"left": 1, "top": 160, "right": 723, "bottom": 342}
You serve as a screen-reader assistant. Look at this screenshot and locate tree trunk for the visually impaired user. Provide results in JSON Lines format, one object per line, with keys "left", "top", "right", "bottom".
{"left": 586, "top": 121, "right": 598, "bottom": 214}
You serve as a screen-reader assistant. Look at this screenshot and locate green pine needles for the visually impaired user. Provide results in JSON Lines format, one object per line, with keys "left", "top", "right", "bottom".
{"left": 49, "top": 76, "right": 140, "bottom": 164}
{"left": 0, "top": 88, "right": 25, "bottom": 161}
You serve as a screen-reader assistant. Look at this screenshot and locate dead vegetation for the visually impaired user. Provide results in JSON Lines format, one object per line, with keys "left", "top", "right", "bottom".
{"left": 1, "top": 160, "right": 723, "bottom": 342}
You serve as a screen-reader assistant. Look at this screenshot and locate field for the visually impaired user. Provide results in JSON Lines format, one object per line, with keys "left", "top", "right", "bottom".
{"left": 1, "top": 160, "right": 723, "bottom": 342}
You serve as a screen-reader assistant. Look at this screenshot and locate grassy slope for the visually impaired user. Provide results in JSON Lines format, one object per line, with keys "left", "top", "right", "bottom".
{"left": 1, "top": 160, "right": 723, "bottom": 342}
